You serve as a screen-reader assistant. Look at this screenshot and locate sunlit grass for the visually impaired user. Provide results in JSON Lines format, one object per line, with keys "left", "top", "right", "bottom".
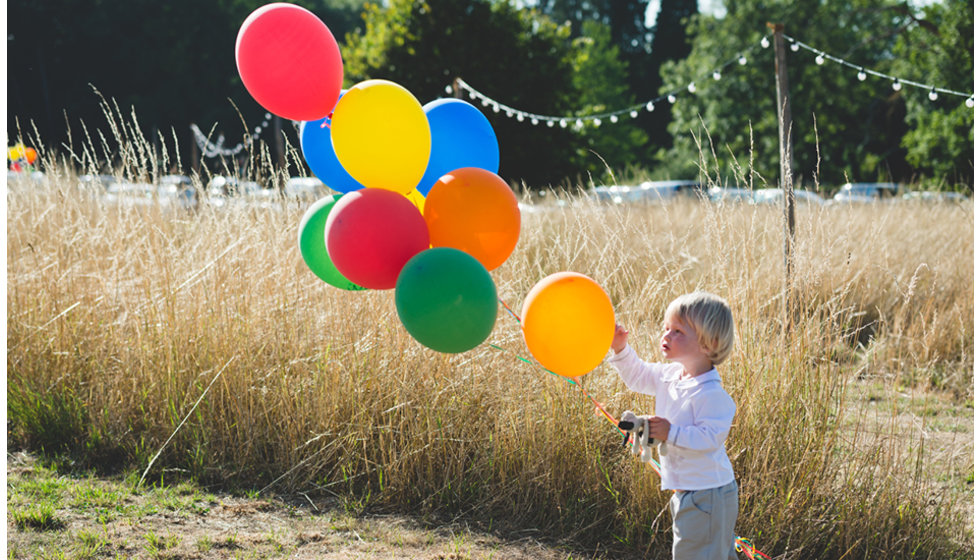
{"left": 5, "top": 101, "right": 973, "bottom": 558}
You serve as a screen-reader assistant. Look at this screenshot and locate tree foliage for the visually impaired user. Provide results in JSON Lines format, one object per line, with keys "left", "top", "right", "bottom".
{"left": 657, "top": 0, "right": 944, "bottom": 188}
{"left": 7, "top": 0, "right": 374, "bottom": 170}
{"left": 892, "top": 1, "right": 974, "bottom": 188}
{"left": 343, "top": 0, "right": 643, "bottom": 186}
{"left": 570, "top": 21, "right": 649, "bottom": 181}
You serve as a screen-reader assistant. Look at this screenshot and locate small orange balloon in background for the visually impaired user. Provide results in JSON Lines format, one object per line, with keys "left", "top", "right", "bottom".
{"left": 520, "top": 272, "right": 615, "bottom": 378}
{"left": 423, "top": 167, "right": 520, "bottom": 271}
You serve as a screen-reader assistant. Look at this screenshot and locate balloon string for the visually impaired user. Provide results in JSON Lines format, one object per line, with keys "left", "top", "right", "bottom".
{"left": 492, "top": 298, "right": 661, "bottom": 474}
{"left": 492, "top": 297, "right": 767, "bottom": 557}
{"left": 735, "top": 537, "right": 772, "bottom": 560}
{"left": 497, "top": 297, "right": 521, "bottom": 322}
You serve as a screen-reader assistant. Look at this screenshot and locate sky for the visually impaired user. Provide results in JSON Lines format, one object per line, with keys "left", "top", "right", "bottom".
{"left": 645, "top": 0, "right": 939, "bottom": 25}
{"left": 645, "top": 0, "right": 726, "bottom": 26}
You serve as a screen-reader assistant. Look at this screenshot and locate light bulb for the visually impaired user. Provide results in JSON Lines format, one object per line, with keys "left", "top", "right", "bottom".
{"left": 630, "top": 110, "right": 639, "bottom": 118}
{"left": 531, "top": 118, "right": 539, "bottom": 125}
{"left": 815, "top": 54, "right": 825, "bottom": 65}
{"left": 576, "top": 119, "right": 584, "bottom": 128}
{"left": 928, "top": 90, "right": 938, "bottom": 101}
{"left": 481, "top": 99, "right": 489, "bottom": 107}
{"left": 517, "top": 114, "right": 524, "bottom": 122}
{"left": 857, "top": 70, "right": 867, "bottom": 81}
{"left": 687, "top": 82, "right": 697, "bottom": 93}
{"left": 469, "top": 92, "right": 477, "bottom": 100}
{"left": 761, "top": 37, "right": 770, "bottom": 48}
{"left": 610, "top": 115, "right": 618, "bottom": 123}
{"left": 713, "top": 70, "right": 722, "bottom": 80}
{"left": 254, "top": 127, "right": 262, "bottom": 134}
{"left": 493, "top": 104, "right": 500, "bottom": 113}
{"left": 444, "top": 85, "right": 453, "bottom": 95}
{"left": 559, "top": 120, "right": 567, "bottom": 128}
{"left": 966, "top": 97, "right": 974, "bottom": 108}
{"left": 593, "top": 118, "right": 602, "bottom": 127}
{"left": 738, "top": 55, "right": 747, "bottom": 65}
{"left": 668, "top": 94, "right": 677, "bottom": 104}
{"left": 646, "top": 101, "right": 655, "bottom": 112}
{"left": 790, "top": 42, "right": 799, "bottom": 52}
{"left": 892, "top": 80, "right": 902, "bottom": 91}
{"left": 547, "top": 120, "right": 555, "bottom": 127}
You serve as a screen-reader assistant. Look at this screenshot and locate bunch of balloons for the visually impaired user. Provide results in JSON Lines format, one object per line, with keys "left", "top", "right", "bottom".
{"left": 8, "top": 143, "right": 38, "bottom": 172}
{"left": 237, "top": 3, "right": 515, "bottom": 354}
{"left": 238, "top": 3, "right": 613, "bottom": 373}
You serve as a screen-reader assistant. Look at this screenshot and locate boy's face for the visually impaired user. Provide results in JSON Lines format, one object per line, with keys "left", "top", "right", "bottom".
{"left": 660, "top": 314, "right": 706, "bottom": 363}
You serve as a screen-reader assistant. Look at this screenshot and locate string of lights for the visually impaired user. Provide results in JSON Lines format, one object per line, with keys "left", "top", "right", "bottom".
{"left": 190, "top": 112, "right": 275, "bottom": 158}
{"left": 449, "top": 30, "right": 974, "bottom": 127}
{"left": 446, "top": 37, "right": 767, "bottom": 128}
{"left": 779, "top": 33, "right": 974, "bottom": 107}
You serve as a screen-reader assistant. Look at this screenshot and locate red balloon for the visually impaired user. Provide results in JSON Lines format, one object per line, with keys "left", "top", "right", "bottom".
{"left": 236, "top": 3, "right": 343, "bottom": 121}
{"left": 325, "top": 189, "right": 431, "bottom": 290}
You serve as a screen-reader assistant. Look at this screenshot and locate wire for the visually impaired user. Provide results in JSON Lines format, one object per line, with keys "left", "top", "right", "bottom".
{"left": 783, "top": 34, "right": 974, "bottom": 105}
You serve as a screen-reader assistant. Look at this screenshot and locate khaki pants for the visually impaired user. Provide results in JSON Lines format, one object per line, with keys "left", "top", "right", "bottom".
{"left": 669, "top": 480, "right": 739, "bottom": 560}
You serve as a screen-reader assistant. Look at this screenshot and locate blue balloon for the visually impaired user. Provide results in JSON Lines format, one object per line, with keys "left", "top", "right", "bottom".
{"left": 415, "top": 98, "right": 499, "bottom": 196}
{"left": 300, "top": 111, "right": 364, "bottom": 194}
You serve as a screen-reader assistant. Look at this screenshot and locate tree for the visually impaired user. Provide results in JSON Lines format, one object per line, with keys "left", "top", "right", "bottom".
{"left": 658, "top": 0, "right": 921, "bottom": 188}
{"left": 570, "top": 21, "right": 649, "bottom": 181}
{"left": 892, "top": 1, "right": 974, "bottom": 189}
{"left": 7, "top": 0, "right": 375, "bottom": 173}
{"left": 343, "top": 0, "right": 603, "bottom": 186}
{"left": 642, "top": 0, "right": 699, "bottom": 153}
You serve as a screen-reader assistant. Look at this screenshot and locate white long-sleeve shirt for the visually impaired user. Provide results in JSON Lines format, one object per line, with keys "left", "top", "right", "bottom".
{"left": 609, "top": 344, "right": 736, "bottom": 491}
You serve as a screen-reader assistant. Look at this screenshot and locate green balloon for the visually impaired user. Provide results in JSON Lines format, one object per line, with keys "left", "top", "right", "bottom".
{"left": 297, "top": 195, "right": 364, "bottom": 291}
{"left": 395, "top": 248, "right": 498, "bottom": 353}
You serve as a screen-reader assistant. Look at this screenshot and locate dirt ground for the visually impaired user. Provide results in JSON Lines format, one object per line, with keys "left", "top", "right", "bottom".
{"left": 6, "top": 452, "right": 610, "bottom": 560}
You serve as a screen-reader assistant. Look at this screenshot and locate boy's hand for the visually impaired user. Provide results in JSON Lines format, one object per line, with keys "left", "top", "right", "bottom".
{"left": 611, "top": 324, "right": 629, "bottom": 354}
{"left": 649, "top": 416, "right": 671, "bottom": 441}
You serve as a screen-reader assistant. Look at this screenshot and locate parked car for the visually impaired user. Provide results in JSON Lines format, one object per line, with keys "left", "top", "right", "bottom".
{"left": 589, "top": 180, "right": 703, "bottom": 205}
{"left": 158, "top": 175, "right": 198, "bottom": 210}
{"left": 284, "top": 176, "right": 328, "bottom": 200}
{"left": 206, "top": 175, "right": 275, "bottom": 209}
{"left": 708, "top": 186, "right": 754, "bottom": 203}
{"left": 206, "top": 175, "right": 265, "bottom": 197}
{"left": 638, "top": 180, "right": 704, "bottom": 202}
{"left": 901, "top": 190, "right": 969, "bottom": 203}
{"left": 831, "top": 182, "right": 900, "bottom": 204}
{"left": 77, "top": 174, "right": 117, "bottom": 191}
{"left": 589, "top": 185, "right": 642, "bottom": 204}
{"left": 752, "top": 188, "right": 825, "bottom": 206}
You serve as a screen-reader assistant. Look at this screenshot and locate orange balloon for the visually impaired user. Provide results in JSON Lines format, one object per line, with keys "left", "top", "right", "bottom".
{"left": 520, "top": 272, "right": 615, "bottom": 378}
{"left": 423, "top": 167, "right": 520, "bottom": 271}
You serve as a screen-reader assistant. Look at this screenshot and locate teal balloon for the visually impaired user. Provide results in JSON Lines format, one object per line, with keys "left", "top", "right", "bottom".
{"left": 395, "top": 248, "right": 498, "bottom": 353}
{"left": 297, "top": 195, "right": 364, "bottom": 290}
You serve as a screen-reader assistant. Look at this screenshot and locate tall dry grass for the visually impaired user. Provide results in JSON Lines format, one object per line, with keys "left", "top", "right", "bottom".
{"left": 6, "top": 108, "right": 973, "bottom": 558}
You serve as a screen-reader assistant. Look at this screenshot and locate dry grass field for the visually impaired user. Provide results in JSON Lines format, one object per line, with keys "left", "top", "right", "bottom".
{"left": 5, "top": 114, "right": 974, "bottom": 558}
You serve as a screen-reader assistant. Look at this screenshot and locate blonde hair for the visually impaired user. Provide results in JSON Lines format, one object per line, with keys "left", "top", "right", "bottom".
{"left": 665, "top": 292, "right": 735, "bottom": 365}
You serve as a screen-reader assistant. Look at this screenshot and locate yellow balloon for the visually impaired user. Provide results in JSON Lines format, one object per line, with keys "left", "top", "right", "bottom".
{"left": 404, "top": 189, "right": 425, "bottom": 215}
{"left": 521, "top": 272, "right": 615, "bottom": 378}
{"left": 331, "top": 80, "right": 431, "bottom": 195}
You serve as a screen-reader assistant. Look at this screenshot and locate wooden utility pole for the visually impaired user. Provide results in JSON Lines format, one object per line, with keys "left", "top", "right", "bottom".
{"left": 453, "top": 77, "right": 463, "bottom": 99}
{"left": 273, "top": 116, "right": 285, "bottom": 168}
{"left": 768, "top": 22, "right": 796, "bottom": 325}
